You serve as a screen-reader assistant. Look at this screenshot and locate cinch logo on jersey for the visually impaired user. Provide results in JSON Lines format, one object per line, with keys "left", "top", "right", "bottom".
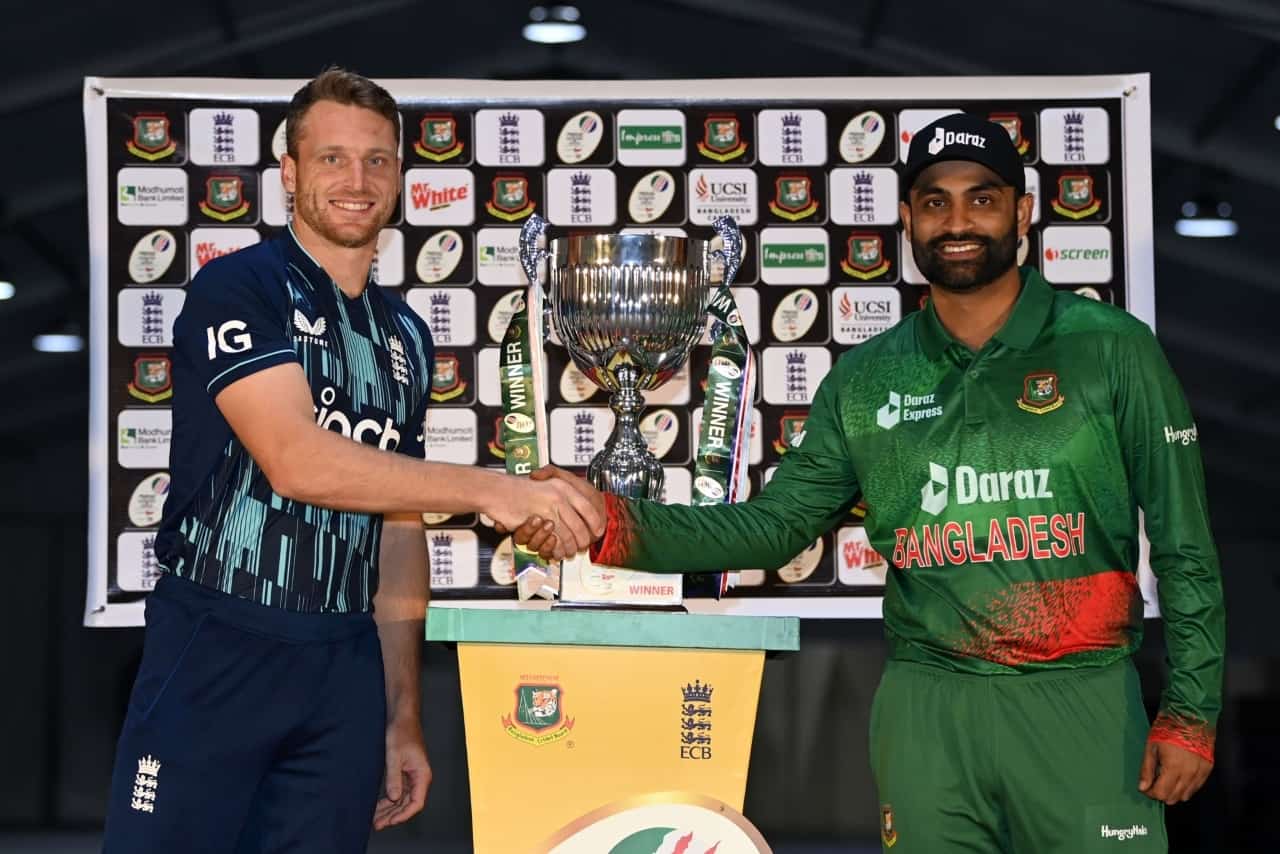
{"left": 314, "top": 385, "right": 400, "bottom": 451}
{"left": 896, "top": 462, "right": 1084, "bottom": 569}
{"left": 1164, "top": 423, "right": 1198, "bottom": 446}
{"left": 1100, "top": 824, "right": 1148, "bottom": 842}
{"left": 876, "top": 390, "right": 943, "bottom": 430}
{"left": 927, "top": 127, "right": 988, "bottom": 156}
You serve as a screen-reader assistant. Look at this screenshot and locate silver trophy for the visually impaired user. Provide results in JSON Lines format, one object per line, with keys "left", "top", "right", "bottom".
{"left": 519, "top": 215, "right": 743, "bottom": 500}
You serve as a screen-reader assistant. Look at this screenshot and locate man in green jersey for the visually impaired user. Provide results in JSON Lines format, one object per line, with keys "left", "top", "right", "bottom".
{"left": 509, "top": 113, "right": 1224, "bottom": 853}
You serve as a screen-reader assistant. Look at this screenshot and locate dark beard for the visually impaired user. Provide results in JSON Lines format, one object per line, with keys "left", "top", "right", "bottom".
{"left": 295, "top": 190, "right": 390, "bottom": 250}
{"left": 912, "top": 224, "right": 1018, "bottom": 293}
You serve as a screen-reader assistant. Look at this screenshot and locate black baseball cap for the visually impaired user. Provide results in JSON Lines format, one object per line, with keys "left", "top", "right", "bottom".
{"left": 901, "top": 113, "right": 1025, "bottom": 199}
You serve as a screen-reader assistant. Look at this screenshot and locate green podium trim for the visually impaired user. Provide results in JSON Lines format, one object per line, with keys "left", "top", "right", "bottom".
{"left": 426, "top": 607, "right": 799, "bottom": 651}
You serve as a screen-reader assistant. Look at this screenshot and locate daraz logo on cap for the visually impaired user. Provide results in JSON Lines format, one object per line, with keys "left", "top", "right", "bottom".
{"left": 927, "top": 126, "right": 989, "bottom": 156}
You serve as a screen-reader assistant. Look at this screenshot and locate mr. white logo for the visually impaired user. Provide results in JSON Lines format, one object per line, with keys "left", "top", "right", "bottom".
{"left": 928, "top": 126, "right": 988, "bottom": 156}
{"left": 1100, "top": 824, "right": 1149, "bottom": 842}
{"left": 877, "top": 391, "right": 943, "bottom": 430}
{"left": 130, "top": 755, "right": 160, "bottom": 814}
{"left": 1164, "top": 423, "right": 1198, "bottom": 446}
{"left": 207, "top": 320, "right": 251, "bottom": 358}
{"left": 292, "top": 310, "right": 328, "bottom": 347}
{"left": 920, "top": 462, "right": 1053, "bottom": 516}
{"left": 314, "top": 386, "right": 400, "bottom": 450}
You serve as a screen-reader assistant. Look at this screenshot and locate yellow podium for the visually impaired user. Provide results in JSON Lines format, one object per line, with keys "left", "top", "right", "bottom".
{"left": 427, "top": 608, "right": 799, "bottom": 853}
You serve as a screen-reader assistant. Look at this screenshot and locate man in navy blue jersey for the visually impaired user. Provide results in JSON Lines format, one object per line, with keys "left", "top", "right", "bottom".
{"left": 102, "top": 68, "right": 602, "bottom": 853}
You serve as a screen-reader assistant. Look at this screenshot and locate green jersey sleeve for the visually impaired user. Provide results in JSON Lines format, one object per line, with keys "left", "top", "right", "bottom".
{"left": 1113, "top": 322, "right": 1225, "bottom": 762}
{"left": 592, "top": 366, "right": 861, "bottom": 573}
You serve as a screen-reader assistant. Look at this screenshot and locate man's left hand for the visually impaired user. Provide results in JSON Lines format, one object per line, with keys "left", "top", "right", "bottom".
{"left": 374, "top": 719, "right": 432, "bottom": 830}
{"left": 1138, "top": 740, "right": 1212, "bottom": 805}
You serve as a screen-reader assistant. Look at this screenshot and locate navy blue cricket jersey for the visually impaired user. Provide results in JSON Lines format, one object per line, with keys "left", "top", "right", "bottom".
{"left": 155, "top": 226, "right": 434, "bottom": 613}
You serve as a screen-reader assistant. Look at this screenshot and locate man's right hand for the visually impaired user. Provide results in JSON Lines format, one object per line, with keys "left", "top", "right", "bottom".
{"left": 495, "top": 467, "right": 605, "bottom": 560}
{"left": 487, "top": 468, "right": 605, "bottom": 560}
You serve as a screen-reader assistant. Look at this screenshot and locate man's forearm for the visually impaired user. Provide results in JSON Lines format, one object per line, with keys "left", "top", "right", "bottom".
{"left": 375, "top": 518, "right": 430, "bottom": 723}
{"left": 594, "top": 483, "right": 854, "bottom": 573}
{"left": 376, "top": 619, "right": 424, "bottom": 723}
{"left": 274, "top": 424, "right": 504, "bottom": 516}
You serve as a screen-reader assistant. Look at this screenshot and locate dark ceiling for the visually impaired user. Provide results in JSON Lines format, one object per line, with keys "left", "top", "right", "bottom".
{"left": 0, "top": 0, "right": 1273, "bottom": 535}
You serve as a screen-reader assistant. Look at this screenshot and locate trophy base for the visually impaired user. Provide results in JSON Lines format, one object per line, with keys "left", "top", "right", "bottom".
{"left": 551, "top": 601, "right": 688, "bottom": 613}
{"left": 557, "top": 553, "right": 684, "bottom": 609}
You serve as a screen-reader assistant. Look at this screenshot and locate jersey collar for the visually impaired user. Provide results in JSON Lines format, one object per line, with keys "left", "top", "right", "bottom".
{"left": 285, "top": 223, "right": 327, "bottom": 286}
{"left": 285, "top": 223, "right": 378, "bottom": 298}
{"left": 916, "top": 266, "right": 1054, "bottom": 359}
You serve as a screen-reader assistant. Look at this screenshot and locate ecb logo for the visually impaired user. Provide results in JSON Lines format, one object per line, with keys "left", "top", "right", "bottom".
{"left": 679, "top": 680, "right": 713, "bottom": 760}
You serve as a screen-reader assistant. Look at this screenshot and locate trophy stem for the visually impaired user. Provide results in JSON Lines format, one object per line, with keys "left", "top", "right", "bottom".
{"left": 587, "top": 364, "right": 665, "bottom": 501}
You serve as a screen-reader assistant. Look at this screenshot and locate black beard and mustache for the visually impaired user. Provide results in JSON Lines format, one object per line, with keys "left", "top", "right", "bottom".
{"left": 911, "top": 223, "right": 1018, "bottom": 293}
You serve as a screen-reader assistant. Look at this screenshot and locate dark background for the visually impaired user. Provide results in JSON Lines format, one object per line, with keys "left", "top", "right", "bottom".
{"left": 1, "top": 1, "right": 1276, "bottom": 851}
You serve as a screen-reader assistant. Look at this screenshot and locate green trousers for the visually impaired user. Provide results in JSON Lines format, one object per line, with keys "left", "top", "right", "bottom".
{"left": 870, "top": 658, "right": 1166, "bottom": 852}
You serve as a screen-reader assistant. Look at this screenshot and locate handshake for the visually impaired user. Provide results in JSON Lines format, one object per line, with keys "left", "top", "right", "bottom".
{"left": 491, "top": 466, "right": 607, "bottom": 561}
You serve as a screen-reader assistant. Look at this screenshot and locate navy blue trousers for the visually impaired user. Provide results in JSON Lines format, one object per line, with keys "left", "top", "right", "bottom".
{"left": 103, "top": 574, "right": 386, "bottom": 854}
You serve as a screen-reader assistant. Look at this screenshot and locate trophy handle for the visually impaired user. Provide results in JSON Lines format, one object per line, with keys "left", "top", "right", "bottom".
{"left": 709, "top": 215, "right": 744, "bottom": 289}
{"left": 518, "top": 213, "right": 549, "bottom": 288}
{"left": 707, "top": 215, "right": 743, "bottom": 339}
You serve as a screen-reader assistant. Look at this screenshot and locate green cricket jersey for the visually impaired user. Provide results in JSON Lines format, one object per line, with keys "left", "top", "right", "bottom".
{"left": 593, "top": 268, "right": 1224, "bottom": 762}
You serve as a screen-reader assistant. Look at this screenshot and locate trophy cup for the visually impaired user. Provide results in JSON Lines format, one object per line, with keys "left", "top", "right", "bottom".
{"left": 516, "top": 214, "right": 745, "bottom": 607}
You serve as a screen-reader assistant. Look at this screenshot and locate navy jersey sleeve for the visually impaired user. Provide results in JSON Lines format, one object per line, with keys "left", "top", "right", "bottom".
{"left": 174, "top": 250, "right": 299, "bottom": 398}
{"left": 391, "top": 305, "right": 435, "bottom": 460}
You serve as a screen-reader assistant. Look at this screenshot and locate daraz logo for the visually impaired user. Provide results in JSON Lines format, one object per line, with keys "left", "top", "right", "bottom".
{"left": 920, "top": 462, "right": 1053, "bottom": 515}
{"left": 927, "top": 126, "right": 988, "bottom": 156}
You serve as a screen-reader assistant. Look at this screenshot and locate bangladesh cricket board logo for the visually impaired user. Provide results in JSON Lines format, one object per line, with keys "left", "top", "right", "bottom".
{"left": 503, "top": 682, "right": 574, "bottom": 745}
{"left": 772, "top": 411, "right": 807, "bottom": 454}
{"left": 696, "top": 115, "right": 748, "bottom": 162}
{"left": 988, "top": 112, "right": 1030, "bottom": 156}
{"left": 488, "top": 414, "right": 507, "bottom": 459}
{"left": 199, "top": 176, "right": 250, "bottom": 222}
{"left": 128, "top": 354, "right": 173, "bottom": 403}
{"left": 486, "top": 175, "right": 536, "bottom": 221}
{"left": 1017, "top": 371, "right": 1065, "bottom": 414}
{"left": 1051, "top": 172, "right": 1102, "bottom": 220}
{"left": 415, "top": 114, "right": 464, "bottom": 162}
{"left": 881, "top": 804, "right": 898, "bottom": 847}
{"left": 127, "top": 114, "right": 177, "bottom": 161}
{"left": 840, "top": 233, "right": 891, "bottom": 280}
{"left": 430, "top": 353, "right": 467, "bottom": 402}
{"left": 768, "top": 175, "right": 818, "bottom": 221}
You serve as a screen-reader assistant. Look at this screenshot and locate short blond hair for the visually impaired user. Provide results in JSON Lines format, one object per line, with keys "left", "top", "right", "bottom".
{"left": 285, "top": 67, "right": 399, "bottom": 158}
